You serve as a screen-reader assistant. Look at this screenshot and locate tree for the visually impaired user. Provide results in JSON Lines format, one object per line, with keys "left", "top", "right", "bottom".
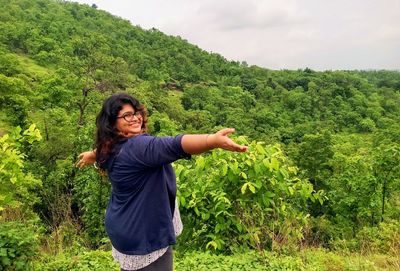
{"left": 374, "top": 144, "right": 400, "bottom": 222}
{"left": 0, "top": 124, "right": 42, "bottom": 217}
{"left": 295, "top": 131, "right": 333, "bottom": 190}
{"left": 329, "top": 148, "right": 379, "bottom": 235}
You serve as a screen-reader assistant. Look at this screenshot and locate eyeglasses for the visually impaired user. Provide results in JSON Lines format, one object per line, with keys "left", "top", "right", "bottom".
{"left": 117, "top": 111, "right": 142, "bottom": 122}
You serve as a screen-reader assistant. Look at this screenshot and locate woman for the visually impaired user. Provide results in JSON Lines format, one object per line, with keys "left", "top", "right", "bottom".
{"left": 77, "top": 93, "right": 247, "bottom": 271}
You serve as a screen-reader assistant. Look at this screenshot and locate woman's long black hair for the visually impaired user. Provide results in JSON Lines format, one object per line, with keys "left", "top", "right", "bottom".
{"left": 95, "top": 93, "right": 148, "bottom": 169}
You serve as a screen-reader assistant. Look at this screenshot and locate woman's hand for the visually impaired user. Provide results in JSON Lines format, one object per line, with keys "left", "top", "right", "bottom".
{"left": 76, "top": 151, "right": 96, "bottom": 168}
{"left": 208, "top": 128, "right": 248, "bottom": 152}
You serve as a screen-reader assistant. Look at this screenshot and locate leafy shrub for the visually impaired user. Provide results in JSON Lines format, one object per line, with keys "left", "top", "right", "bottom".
{"left": 0, "top": 221, "right": 38, "bottom": 271}
{"left": 0, "top": 124, "right": 42, "bottom": 217}
{"left": 175, "top": 250, "right": 269, "bottom": 271}
{"left": 175, "top": 137, "right": 323, "bottom": 252}
{"left": 42, "top": 220, "right": 88, "bottom": 256}
{"left": 328, "top": 220, "right": 400, "bottom": 255}
{"left": 329, "top": 238, "right": 359, "bottom": 253}
{"left": 175, "top": 250, "right": 332, "bottom": 271}
{"left": 301, "top": 249, "right": 379, "bottom": 271}
{"left": 73, "top": 168, "right": 111, "bottom": 247}
{"left": 358, "top": 118, "right": 376, "bottom": 132}
{"left": 304, "top": 216, "right": 337, "bottom": 248}
{"left": 356, "top": 220, "right": 400, "bottom": 254}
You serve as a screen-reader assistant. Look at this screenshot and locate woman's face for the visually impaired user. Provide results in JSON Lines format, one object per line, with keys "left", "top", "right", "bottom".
{"left": 115, "top": 104, "right": 143, "bottom": 137}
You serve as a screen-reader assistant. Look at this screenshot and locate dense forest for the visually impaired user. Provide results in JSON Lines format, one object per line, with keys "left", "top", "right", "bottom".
{"left": 0, "top": 0, "right": 399, "bottom": 270}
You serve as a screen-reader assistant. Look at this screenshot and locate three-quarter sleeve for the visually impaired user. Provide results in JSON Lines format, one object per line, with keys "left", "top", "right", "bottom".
{"left": 125, "top": 134, "right": 191, "bottom": 168}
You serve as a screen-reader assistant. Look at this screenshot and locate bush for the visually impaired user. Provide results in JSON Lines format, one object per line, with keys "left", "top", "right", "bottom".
{"left": 301, "top": 249, "right": 379, "bottom": 271}
{"left": 175, "top": 250, "right": 269, "bottom": 271}
{"left": 358, "top": 118, "right": 376, "bottom": 132}
{"left": 0, "top": 221, "right": 39, "bottom": 271}
{"left": 175, "top": 250, "right": 329, "bottom": 271}
{"left": 328, "top": 220, "right": 400, "bottom": 254}
{"left": 356, "top": 220, "right": 400, "bottom": 254}
{"left": 0, "top": 124, "right": 42, "bottom": 214}
{"left": 73, "top": 168, "right": 111, "bottom": 247}
{"left": 175, "top": 138, "right": 321, "bottom": 252}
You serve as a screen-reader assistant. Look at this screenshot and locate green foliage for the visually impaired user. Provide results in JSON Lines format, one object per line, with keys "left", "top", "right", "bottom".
{"left": 299, "top": 249, "right": 390, "bottom": 271}
{"left": 374, "top": 144, "right": 400, "bottom": 222}
{"left": 175, "top": 251, "right": 269, "bottom": 270}
{"left": 36, "top": 250, "right": 119, "bottom": 271}
{"left": 0, "top": 76, "right": 30, "bottom": 127}
{"left": 293, "top": 131, "right": 333, "bottom": 192}
{"left": 176, "top": 249, "right": 399, "bottom": 271}
{"left": 148, "top": 111, "right": 181, "bottom": 136}
{"left": 358, "top": 117, "right": 376, "bottom": 133}
{"left": 0, "top": 124, "right": 42, "bottom": 214}
{"left": 0, "top": 53, "right": 21, "bottom": 76}
{"left": 328, "top": 142, "right": 379, "bottom": 234}
{"left": 0, "top": 221, "right": 38, "bottom": 271}
{"left": 73, "top": 168, "right": 111, "bottom": 247}
{"left": 355, "top": 220, "right": 400, "bottom": 254}
{"left": 176, "top": 138, "right": 322, "bottom": 252}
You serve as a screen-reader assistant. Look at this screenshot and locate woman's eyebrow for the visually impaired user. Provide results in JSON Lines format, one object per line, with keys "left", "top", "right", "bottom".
{"left": 122, "top": 111, "right": 135, "bottom": 115}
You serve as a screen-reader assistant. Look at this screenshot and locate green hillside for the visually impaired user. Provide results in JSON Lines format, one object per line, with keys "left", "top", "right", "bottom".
{"left": 0, "top": 0, "right": 399, "bottom": 269}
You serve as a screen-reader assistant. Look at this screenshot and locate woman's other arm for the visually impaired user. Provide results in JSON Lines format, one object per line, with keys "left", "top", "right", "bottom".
{"left": 76, "top": 150, "right": 96, "bottom": 168}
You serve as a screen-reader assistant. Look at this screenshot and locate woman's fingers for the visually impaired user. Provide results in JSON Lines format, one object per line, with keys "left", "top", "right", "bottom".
{"left": 214, "top": 128, "right": 248, "bottom": 152}
{"left": 76, "top": 159, "right": 83, "bottom": 168}
{"left": 77, "top": 160, "right": 88, "bottom": 168}
{"left": 76, "top": 154, "right": 82, "bottom": 168}
{"left": 224, "top": 138, "right": 248, "bottom": 152}
{"left": 218, "top": 128, "right": 235, "bottom": 136}
{"left": 232, "top": 144, "right": 248, "bottom": 152}
{"left": 76, "top": 152, "right": 92, "bottom": 168}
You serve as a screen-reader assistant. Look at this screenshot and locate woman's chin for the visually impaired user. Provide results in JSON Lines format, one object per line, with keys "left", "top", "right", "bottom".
{"left": 129, "top": 129, "right": 142, "bottom": 135}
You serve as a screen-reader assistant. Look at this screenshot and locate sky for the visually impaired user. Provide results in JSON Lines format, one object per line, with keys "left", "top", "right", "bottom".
{"left": 72, "top": 0, "right": 400, "bottom": 71}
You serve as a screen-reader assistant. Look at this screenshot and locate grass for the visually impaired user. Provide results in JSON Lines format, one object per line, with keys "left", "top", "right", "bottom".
{"left": 174, "top": 249, "right": 400, "bottom": 271}
{"left": 34, "top": 247, "right": 399, "bottom": 271}
{"left": 12, "top": 53, "right": 50, "bottom": 78}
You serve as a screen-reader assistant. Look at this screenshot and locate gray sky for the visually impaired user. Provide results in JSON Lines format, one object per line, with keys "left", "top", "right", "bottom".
{"left": 72, "top": 0, "right": 400, "bottom": 71}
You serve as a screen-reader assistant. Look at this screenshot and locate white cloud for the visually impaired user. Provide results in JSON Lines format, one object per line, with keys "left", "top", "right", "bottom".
{"left": 195, "top": 0, "right": 307, "bottom": 31}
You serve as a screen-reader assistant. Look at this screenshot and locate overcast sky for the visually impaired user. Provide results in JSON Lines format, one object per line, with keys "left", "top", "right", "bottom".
{"left": 72, "top": 0, "right": 400, "bottom": 71}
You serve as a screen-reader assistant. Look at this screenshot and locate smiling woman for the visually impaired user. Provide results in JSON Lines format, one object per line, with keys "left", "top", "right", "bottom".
{"left": 77, "top": 92, "right": 247, "bottom": 271}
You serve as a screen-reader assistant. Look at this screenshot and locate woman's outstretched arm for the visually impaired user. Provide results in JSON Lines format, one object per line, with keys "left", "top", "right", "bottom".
{"left": 181, "top": 128, "right": 248, "bottom": 154}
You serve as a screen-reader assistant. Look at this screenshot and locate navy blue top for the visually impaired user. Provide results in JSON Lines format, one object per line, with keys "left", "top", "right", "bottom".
{"left": 103, "top": 134, "right": 190, "bottom": 255}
